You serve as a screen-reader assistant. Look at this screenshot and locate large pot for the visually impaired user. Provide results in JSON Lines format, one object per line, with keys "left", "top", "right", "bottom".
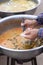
{"left": 0, "top": 0, "right": 41, "bottom": 17}
{"left": 0, "top": 14, "right": 43, "bottom": 60}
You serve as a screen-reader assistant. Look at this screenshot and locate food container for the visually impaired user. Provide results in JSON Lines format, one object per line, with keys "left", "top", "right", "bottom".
{"left": 0, "top": 0, "right": 41, "bottom": 17}
{"left": 0, "top": 14, "right": 43, "bottom": 60}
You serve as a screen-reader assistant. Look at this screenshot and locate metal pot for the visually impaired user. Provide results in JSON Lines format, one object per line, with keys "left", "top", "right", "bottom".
{"left": 0, "top": 0, "right": 41, "bottom": 17}
{"left": 0, "top": 14, "right": 43, "bottom": 60}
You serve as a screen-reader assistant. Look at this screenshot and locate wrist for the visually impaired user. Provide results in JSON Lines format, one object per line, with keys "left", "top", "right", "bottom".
{"left": 38, "top": 28, "right": 43, "bottom": 38}
{"left": 36, "top": 13, "right": 43, "bottom": 25}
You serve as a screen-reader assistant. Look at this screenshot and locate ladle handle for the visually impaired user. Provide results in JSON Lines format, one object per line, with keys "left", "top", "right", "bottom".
{"left": 22, "top": 18, "right": 26, "bottom": 31}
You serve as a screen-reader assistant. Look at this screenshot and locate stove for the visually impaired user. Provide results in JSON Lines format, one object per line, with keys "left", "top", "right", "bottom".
{"left": 7, "top": 56, "right": 37, "bottom": 65}
{"left": 0, "top": 53, "right": 37, "bottom": 65}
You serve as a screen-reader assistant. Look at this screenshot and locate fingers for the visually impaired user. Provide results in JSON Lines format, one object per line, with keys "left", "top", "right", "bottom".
{"left": 21, "top": 19, "right": 37, "bottom": 26}
{"left": 23, "top": 35, "right": 32, "bottom": 39}
{"left": 21, "top": 19, "right": 36, "bottom": 28}
{"left": 20, "top": 28, "right": 31, "bottom": 39}
{"left": 21, "top": 28, "right": 31, "bottom": 35}
{"left": 21, "top": 19, "right": 28, "bottom": 26}
{"left": 20, "top": 28, "right": 39, "bottom": 40}
{"left": 21, "top": 19, "right": 32, "bottom": 26}
{"left": 20, "top": 33, "right": 33, "bottom": 40}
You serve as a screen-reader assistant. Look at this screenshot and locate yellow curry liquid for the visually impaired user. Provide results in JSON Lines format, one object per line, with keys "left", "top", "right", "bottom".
{"left": 0, "top": 28, "right": 29, "bottom": 49}
{"left": 0, "top": 27, "right": 33, "bottom": 50}
{"left": 0, "top": 27, "right": 43, "bottom": 50}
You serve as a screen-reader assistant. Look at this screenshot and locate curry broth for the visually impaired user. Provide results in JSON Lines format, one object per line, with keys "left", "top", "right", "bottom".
{"left": 0, "top": 27, "right": 32, "bottom": 49}
{"left": 0, "top": 19, "right": 43, "bottom": 50}
{"left": 0, "top": 27, "right": 43, "bottom": 50}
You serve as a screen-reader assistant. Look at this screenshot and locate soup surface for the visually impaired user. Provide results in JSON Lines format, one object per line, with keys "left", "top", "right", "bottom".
{"left": 0, "top": 27, "right": 43, "bottom": 50}
{"left": 0, "top": 27, "right": 32, "bottom": 49}
{"left": 0, "top": 0, "right": 37, "bottom": 12}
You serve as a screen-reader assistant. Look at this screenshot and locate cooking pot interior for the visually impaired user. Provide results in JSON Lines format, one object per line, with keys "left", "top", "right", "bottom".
{"left": 0, "top": 18, "right": 22, "bottom": 34}
{"left": 0, "top": 16, "right": 43, "bottom": 60}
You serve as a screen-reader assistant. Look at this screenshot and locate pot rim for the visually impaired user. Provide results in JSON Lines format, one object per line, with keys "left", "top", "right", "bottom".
{"left": 0, "top": 45, "right": 43, "bottom": 52}
{"left": 0, "top": 14, "right": 42, "bottom": 52}
{"left": 0, "top": 14, "right": 38, "bottom": 23}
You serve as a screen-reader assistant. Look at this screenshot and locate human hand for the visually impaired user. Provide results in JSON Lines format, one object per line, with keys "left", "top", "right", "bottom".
{"left": 21, "top": 19, "right": 38, "bottom": 28}
{"left": 20, "top": 28, "right": 39, "bottom": 40}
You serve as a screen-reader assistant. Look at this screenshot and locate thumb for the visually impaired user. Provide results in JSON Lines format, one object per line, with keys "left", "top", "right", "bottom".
{"left": 21, "top": 20, "right": 29, "bottom": 26}
{"left": 20, "top": 28, "right": 31, "bottom": 37}
{"left": 20, "top": 33, "right": 31, "bottom": 39}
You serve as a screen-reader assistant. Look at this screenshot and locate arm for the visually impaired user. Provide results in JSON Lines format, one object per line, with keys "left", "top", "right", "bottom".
{"left": 21, "top": 13, "right": 43, "bottom": 39}
{"left": 36, "top": 13, "right": 43, "bottom": 25}
{"left": 37, "top": 13, "right": 43, "bottom": 38}
{"left": 38, "top": 28, "right": 43, "bottom": 38}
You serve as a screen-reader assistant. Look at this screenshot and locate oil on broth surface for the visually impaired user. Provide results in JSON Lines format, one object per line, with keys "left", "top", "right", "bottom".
{"left": 0, "top": 27, "right": 32, "bottom": 50}
{"left": 0, "top": 27, "right": 43, "bottom": 50}
{"left": 0, "top": 28, "right": 35, "bottom": 50}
